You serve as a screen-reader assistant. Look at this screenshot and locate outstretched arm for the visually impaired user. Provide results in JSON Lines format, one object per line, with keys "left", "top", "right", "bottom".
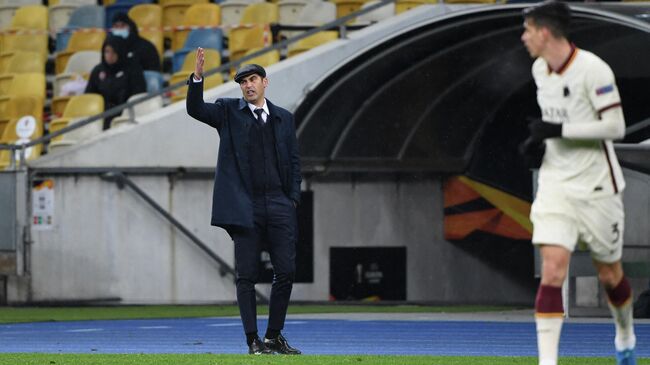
{"left": 186, "top": 47, "right": 224, "bottom": 131}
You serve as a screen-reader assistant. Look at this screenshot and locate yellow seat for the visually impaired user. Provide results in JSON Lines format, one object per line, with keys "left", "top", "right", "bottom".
{"left": 159, "top": 0, "right": 208, "bottom": 5}
{"left": 9, "top": 4, "right": 48, "bottom": 30}
{"left": 0, "top": 32, "right": 49, "bottom": 61}
{"left": 54, "top": 29, "right": 106, "bottom": 74}
{"left": 287, "top": 31, "right": 337, "bottom": 57}
{"left": 162, "top": 2, "right": 194, "bottom": 41}
{"left": 172, "top": 3, "right": 220, "bottom": 51}
{"left": 230, "top": 47, "right": 279, "bottom": 78}
{"left": 330, "top": 0, "right": 366, "bottom": 19}
{"left": 170, "top": 48, "right": 222, "bottom": 101}
{"left": 395, "top": 0, "right": 425, "bottom": 14}
{"left": 0, "top": 116, "right": 44, "bottom": 169}
{"left": 129, "top": 4, "right": 164, "bottom": 58}
{"left": 0, "top": 50, "right": 45, "bottom": 74}
{"left": 228, "top": 24, "right": 271, "bottom": 63}
{"left": 0, "top": 95, "right": 44, "bottom": 134}
{"left": 1, "top": 5, "right": 48, "bottom": 55}
{"left": 49, "top": 93, "right": 104, "bottom": 150}
{"left": 240, "top": 2, "right": 278, "bottom": 25}
{"left": 0, "top": 73, "right": 45, "bottom": 118}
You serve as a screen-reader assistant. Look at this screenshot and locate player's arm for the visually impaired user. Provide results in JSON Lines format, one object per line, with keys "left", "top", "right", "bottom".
{"left": 561, "top": 106, "right": 625, "bottom": 140}
{"left": 562, "top": 59, "right": 625, "bottom": 141}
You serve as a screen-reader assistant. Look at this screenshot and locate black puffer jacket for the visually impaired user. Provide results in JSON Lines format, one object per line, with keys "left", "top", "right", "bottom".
{"left": 85, "top": 35, "right": 147, "bottom": 129}
{"left": 111, "top": 12, "right": 161, "bottom": 71}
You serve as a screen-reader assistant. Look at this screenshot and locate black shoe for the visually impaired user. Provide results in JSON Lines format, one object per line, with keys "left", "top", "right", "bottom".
{"left": 248, "top": 337, "right": 273, "bottom": 355}
{"left": 264, "top": 334, "right": 302, "bottom": 355}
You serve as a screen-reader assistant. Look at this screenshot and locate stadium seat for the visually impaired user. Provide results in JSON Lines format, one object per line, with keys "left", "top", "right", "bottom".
{"left": 230, "top": 47, "right": 278, "bottom": 78}
{"left": 0, "top": 32, "right": 48, "bottom": 62}
{"left": 170, "top": 48, "right": 222, "bottom": 101}
{"left": 55, "top": 30, "right": 106, "bottom": 74}
{"left": 0, "top": 73, "right": 45, "bottom": 117}
{"left": 162, "top": 3, "right": 189, "bottom": 41}
{"left": 295, "top": 0, "right": 336, "bottom": 26}
{"left": 49, "top": 3, "right": 80, "bottom": 34}
{"left": 56, "top": 5, "right": 105, "bottom": 52}
{"left": 287, "top": 30, "right": 337, "bottom": 57}
{"left": 54, "top": 0, "right": 99, "bottom": 6}
{"left": 330, "top": 0, "right": 366, "bottom": 19}
{"left": 172, "top": 28, "right": 223, "bottom": 72}
{"left": 158, "top": 0, "right": 209, "bottom": 5}
{"left": 49, "top": 93, "right": 104, "bottom": 151}
{"left": 240, "top": 2, "right": 278, "bottom": 25}
{"left": 395, "top": 0, "right": 424, "bottom": 14}
{"left": 0, "top": 50, "right": 45, "bottom": 74}
{"left": 128, "top": 4, "right": 163, "bottom": 58}
{"left": 105, "top": 0, "right": 153, "bottom": 28}
{"left": 0, "top": 5, "right": 19, "bottom": 30}
{"left": 9, "top": 4, "right": 48, "bottom": 30}
{"left": 0, "top": 115, "right": 44, "bottom": 169}
{"left": 53, "top": 50, "right": 99, "bottom": 97}
{"left": 443, "top": 0, "right": 496, "bottom": 3}
{"left": 278, "top": 0, "right": 310, "bottom": 25}
{"left": 220, "top": 0, "right": 261, "bottom": 36}
{"left": 171, "top": 3, "right": 220, "bottom": 51}
{"left": 1, "top": 5, "right": 49, "bottom": 59}
{"left": 0, "top": 95, "right": 43, "bottom": 138}
{"left": 228, "top": 24, "right": 270, "bottom": 62}
{"left": 110, "top": 92, "right": 164, "bottom": 128}
{"left": 143, "top": 70, "right": 164, "bottom": 93}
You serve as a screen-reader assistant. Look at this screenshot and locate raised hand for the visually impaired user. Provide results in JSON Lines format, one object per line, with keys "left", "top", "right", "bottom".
{"left": 194, "top": 47, "right": 204, "bottom": 81}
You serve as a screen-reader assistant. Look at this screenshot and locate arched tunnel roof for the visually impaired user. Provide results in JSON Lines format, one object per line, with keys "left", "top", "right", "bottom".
{"left": 295, "top": 3, "right": 650, "bottom": 196}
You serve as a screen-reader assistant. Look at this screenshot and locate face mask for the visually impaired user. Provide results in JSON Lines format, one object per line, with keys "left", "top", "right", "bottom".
{"left": 111, "top": 28, "right": 129, "bottom": 39}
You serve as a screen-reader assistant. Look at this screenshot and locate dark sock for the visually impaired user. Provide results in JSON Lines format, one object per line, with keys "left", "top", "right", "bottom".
{"left": 265, "top": 329, "right": 280, "bottom": 340}
{"left": 246, "top": 332, "right": 258, "bottom": 346}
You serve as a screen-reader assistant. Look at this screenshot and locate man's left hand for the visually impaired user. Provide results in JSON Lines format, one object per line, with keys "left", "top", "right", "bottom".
{"left": 528, "top": 119, "right": 562, "bottom": 142}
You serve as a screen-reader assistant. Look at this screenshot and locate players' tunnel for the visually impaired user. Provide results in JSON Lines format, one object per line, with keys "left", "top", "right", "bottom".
{"left": 295, "top": 3, "right": 650, "bottom": 200}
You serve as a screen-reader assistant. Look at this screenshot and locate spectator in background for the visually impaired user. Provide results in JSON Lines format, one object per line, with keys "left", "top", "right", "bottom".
{"left": 85, "top": 35, "right": 146, "bottom": 130}
{"left": 111, "top": 12, "right": 161, "bottom": 71}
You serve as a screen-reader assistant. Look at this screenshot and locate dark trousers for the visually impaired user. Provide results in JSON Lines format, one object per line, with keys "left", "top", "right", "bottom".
{"left": 231, "top": 192, "right": 297, "bottom": 335}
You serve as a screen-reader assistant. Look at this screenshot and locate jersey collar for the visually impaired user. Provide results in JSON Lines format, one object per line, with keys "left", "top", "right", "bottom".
{"left": 547, "top": 43, "right": 577, "bottom": 75}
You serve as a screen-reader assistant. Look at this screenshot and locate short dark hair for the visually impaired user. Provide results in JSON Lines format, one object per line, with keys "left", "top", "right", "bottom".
{"left": 523, "top": 1, "right": 571, "bottom": 39}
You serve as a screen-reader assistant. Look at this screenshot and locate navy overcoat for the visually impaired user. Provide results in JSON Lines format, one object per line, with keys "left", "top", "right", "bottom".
{"left": 186, "top": 75, "right": 302, "bottom": 229}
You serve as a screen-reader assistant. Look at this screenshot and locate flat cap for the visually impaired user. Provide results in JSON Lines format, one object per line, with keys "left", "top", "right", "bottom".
{"left": 234, "top": 64, "right": 266, "bottom": 83}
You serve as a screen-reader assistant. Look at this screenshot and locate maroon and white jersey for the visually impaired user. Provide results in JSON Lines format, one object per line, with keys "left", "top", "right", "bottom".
{"left": 533, "top": 47, "right": 625, "bottom": 199}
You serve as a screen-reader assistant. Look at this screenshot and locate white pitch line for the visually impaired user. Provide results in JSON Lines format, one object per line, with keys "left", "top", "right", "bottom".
{"left": 65, "top": 328, "right": 103, "bottom": 333}
{"left": 207, "top": 323, "right": 241, "bottom": 327}
{"left": 138, "top": 326, "right": 171, "bottom": 329}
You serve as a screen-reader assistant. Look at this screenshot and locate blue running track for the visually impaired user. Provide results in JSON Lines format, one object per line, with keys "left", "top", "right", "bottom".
{"left": 0, "top": 318, "right": 648, "bottom": 357}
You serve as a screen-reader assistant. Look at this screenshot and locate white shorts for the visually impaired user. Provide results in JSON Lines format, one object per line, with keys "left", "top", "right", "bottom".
{"left": 530, "top": 190, "right": 624, "bottom": 263}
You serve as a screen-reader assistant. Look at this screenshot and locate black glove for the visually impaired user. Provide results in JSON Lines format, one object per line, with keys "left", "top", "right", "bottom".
{"left": 528, "top": 118, "right": 562, "bottom": 142}
{"left": 518, "top": 137, "right": 545, "bottom": 168}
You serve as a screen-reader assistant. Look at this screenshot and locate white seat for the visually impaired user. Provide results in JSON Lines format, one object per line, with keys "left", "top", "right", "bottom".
{"left": 220, "top": 0, "right": 263, "bottom": 35}
{"left": 49, "top": 3, "right": 79, "bottom": 34}
{"left": 48, "top": 116, "right": 103, "bottom": 152}
{"left": 0, "top": 5, "right": 19, "bottom": 30}
{"left": 53, "top": 50, "right": 100, "bottom": 97}
{"left": 278, "top": 0, "right": 313, "bottom": 25}
{"left": 355, "top": 1, "right": 394, "bottom": 24}
{"left": 110, "top": 93, "right": 164, "bottom": 128}
{"left": 57, "top": 0, "right": 97, "bottom": 5}
{"left": 296, "top": 1, "right": 336, "bottom": 25}
{"left": 0, "top": 0, "right": 40, "bottom": 5}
